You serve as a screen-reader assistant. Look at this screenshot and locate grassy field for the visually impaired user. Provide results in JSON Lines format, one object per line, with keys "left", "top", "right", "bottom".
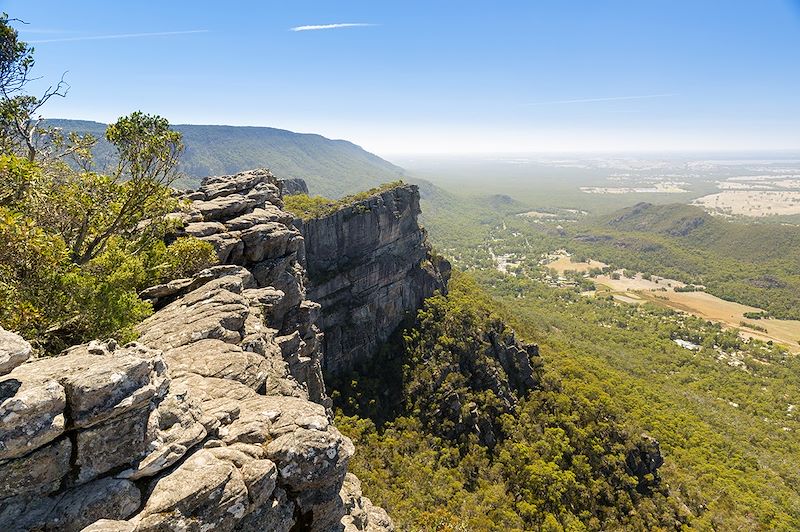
{"left": 546, "top": 254, "right": 608, "bottom": 274}
{"left": 590, "top": 272, "right": 800, "bottom": 352}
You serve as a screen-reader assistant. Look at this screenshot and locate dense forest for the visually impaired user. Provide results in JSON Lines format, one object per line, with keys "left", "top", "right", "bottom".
{"left": 333, "top": 269, "right": 800, "bottom": 530}
{"left": 332, "top": 272, "right": 688, "bottom": 531}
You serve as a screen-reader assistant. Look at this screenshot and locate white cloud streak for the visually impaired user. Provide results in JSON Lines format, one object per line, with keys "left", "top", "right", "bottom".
{"left": 527, "top": 93, "right": 677, "bottom": 106}
{"left": 27, "top": 30, "right": 209, "bottom": 44}
{"left": 290, "top": 23, "right": 375, "bottom": 32}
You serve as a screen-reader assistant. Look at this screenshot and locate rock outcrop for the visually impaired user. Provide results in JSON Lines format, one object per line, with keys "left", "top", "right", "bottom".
{"left": 412, "top": 322, "right": 543, "bottom": 449}
{"left": 0, "top": 169, "right": 392, "bottom": 532}
{"left": 296, "top": 184, "right": 450, "bottom": 374}
{"left": 279, "top": 177, "right": 309, "bottom": 196}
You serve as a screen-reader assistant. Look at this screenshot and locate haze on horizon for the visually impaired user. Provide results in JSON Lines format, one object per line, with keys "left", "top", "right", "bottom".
{"left": 5, "top": 0, "right": 800, "bottom": 157}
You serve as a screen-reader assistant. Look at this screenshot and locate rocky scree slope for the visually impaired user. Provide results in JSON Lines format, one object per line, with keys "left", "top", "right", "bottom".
{"left": 296, "top": 184, "right": 451, "bottom": 375}
{"left": 0, "top": 170, "right": 392, "bottom": 531}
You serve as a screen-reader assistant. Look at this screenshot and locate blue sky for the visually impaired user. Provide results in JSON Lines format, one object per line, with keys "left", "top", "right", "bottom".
{"left": 3, "top": 0, "right": 800, "bottom": 155}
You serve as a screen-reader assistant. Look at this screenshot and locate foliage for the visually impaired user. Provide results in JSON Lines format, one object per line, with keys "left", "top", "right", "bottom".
{"left": 158, "top": 237, "right": 217, "bottom": 281}
{"left": 0, "top": 155, "right": 218, "bottom": 351}
{"left": 283, "top": 181, "right": 404, "bottom": 220}
{"left": 0, "top": 204, "right": 67, "bottom": 335}
{"left": 335, "top": 272, "right": 685, "bottom": 531}
{"left": 476, "top": 270, "right": 800, "bottom": 530}
{"left": 0, "top": 22, "right": 214, "bottom": 350}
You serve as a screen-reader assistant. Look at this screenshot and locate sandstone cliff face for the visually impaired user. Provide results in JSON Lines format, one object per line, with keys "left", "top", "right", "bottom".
{"left": 0, "top": 170, "right": 392, "bottom": 532}
{"left": 296, "top": 184, "right": 450, "bottom": 375}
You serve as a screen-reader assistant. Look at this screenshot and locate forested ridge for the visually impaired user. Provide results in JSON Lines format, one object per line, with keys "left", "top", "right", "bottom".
{"left": 332, "top": 273, "right": 690, "bottom": 531}
{"left": 333, "top": 268, "right": 800, "bottom": 530}
{"left": 45, "top": 118, "right": 406, "bottom": 198}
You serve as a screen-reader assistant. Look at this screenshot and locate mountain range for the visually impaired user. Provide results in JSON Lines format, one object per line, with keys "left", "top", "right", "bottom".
{"left": 47, "top": 119, "right": 405, "bottom": 198}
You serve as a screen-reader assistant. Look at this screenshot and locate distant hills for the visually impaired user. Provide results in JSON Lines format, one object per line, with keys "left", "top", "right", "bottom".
{"left": 571, "top": 202, "right": 800, "bottom": 318}
{"left": 596, "top": 202, "right": 800, "bottom": 262}
{"left": 46, "top": 119, "right": 405, "bottom": 198}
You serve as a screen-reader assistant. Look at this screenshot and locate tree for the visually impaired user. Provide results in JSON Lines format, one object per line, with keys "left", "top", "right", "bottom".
{"left": 0, "top": 13, "right": 73, "bottom": 163}
{"left": 66, "top": 112, "right": 184, "bottom": 264}
{"left": 0, "top": 14, "right": 212, "bottom": 349}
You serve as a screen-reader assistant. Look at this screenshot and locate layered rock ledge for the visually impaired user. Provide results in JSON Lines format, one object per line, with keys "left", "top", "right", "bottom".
{"left": 0, "top": 170, "right": 392, "bottom": 532}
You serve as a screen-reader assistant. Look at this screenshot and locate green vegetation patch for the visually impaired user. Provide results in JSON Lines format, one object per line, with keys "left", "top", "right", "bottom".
{"left": 334, "top": 272, "right": 686, "bottom": 531}
{"left": 283, "top": 180, "right": 404, "bottom": 220}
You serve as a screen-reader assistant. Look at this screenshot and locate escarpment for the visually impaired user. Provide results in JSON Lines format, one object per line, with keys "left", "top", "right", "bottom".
{"left": 0, "top": 170, "right": 392, "bottom": 532}
{"left": 295, "top": 184, "right": 451, "bottom": 375}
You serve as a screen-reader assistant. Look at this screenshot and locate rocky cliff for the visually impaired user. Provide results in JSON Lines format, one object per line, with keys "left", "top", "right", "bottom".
{"left": 0, "top": 170, "right": 392, "bottom": 532}
{"left": 296, "top": 184, "right": 450, "bottom": 375}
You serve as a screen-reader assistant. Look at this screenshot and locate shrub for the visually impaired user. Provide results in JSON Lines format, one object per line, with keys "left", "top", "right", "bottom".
{"left": 159, "top": 237, "right": 217, "bottom": 281}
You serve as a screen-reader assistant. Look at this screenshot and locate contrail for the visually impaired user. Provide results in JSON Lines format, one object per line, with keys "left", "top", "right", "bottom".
{"left": 527, "top": 93, "right": 677, "bottom": 106}
{"left": 28, "top": 30, "right": 209, "bottom": 44}
{"left": 291, "top": 23, "right": 375, "bottom": 32}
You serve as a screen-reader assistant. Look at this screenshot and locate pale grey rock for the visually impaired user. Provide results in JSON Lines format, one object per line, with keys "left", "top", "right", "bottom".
{"left": 225, "top": 205, "right": 293, "bottom": 230}
{"left": 138, "top": 277, "right": 194, "bottom": 300}
{"left": 137, "top": 276, "right": 250, "bottom": 350}
{"left": 50, "top": 350, "right": 165, "bottom": 429}
{"left": 81, "top": 519, "right": 136, "bottom": 532}
{"left": 235, "top": 486, "right": 296, "bottom": 531}
{"left": 0, "top": 436, "right": 70, "bottom": 498}
{"left": 340, "top": 473, "right": 395, "bottom": 532}
{"left": 183, "top": 220, "right": 226, "bottom": 237}
{"left": 0, "top": 371, "right": 65, "bottom": 460}
{"left": 205, "top": 231, "right": 244, "bottom": 262}
{"left": 237, "top": 222, "right": 301, "bottom": 264}
{"left": 193, "top": 194, "right": 261, "bottom": 221}
{"left": 165, "top": 339, "right": 268, "bottom": 390}
{"left": 298, "top": 184, "right": 450, "bottom": 374}
{"left": 75, "top": 406, "right": 151, "bottom": 483}
{"left": 198, "top": 168, "right": 278, "bottom": 202}
{"left": 0, "top": 478, "right": 140, "bottom": 532}
{"left": 139, "top": 265, "right": 252, "bottom": 309}
{"left": 0, "top": 327, "right": 31, "bottom": 375}
{"left": 118, "top": 383, "right": 206, "bottom": 480}
{"left": 134, "top": 444, "right": 278, "bottom": 532}
{"left": 279, "top": 177, "right": 309, "bottom": 196}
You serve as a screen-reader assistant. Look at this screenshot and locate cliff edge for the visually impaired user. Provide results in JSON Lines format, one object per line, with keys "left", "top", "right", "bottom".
{"left": 0, "top": 170, "right": 393, "bottom": 532}
{"left": 296, "top": 184, "right": 450, "bottom": 375}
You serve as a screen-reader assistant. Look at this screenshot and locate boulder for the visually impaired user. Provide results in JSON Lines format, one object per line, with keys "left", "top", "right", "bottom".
{"left": 0, "top": 328, "right": 31, "bottom": 375}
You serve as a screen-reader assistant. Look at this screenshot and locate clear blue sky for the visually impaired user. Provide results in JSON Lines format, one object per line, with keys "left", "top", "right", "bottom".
{"left": 3, "top": 0, "right": 800, "bottom": 155}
